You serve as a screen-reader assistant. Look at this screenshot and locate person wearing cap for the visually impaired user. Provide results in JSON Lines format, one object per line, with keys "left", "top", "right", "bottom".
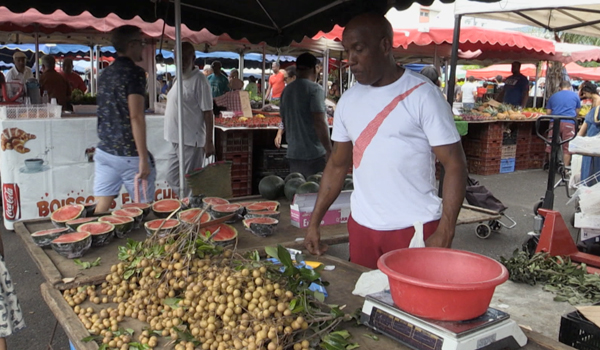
{"left": 5, "top": 51, "right": 33, "bottom": 86}
{"left": 274, "top": 53, "right": 331, "bottom": 178}
{"left": 61, "top": 58, "right": 87, "bottom": 93}
{"left": 39, "top": 55, "right": 71, "bottom": 108}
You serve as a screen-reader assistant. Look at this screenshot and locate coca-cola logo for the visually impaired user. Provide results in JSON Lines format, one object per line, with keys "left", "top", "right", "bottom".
{"left": 3, "top": 184, "right": 20, "bottom": 221}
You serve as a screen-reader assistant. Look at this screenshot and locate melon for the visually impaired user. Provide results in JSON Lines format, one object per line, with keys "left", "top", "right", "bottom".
{"left": 343, "top": 179, "right": 354, "bottom": 191}
{"left": 178, "top": 208, "right": 211, "bottom": 226}
{"left": 99, "top": 216, "right": 134, "bottom": 238}
{"left": 284, "top": 177, "right": 306, "bottom": 202}
{"left": 284, "top": 172, "right": 305, "bottom": 183}
{"left": 144, "top": 219, "right": 180, "bottom": 237}
{"left": 236, "top": 201, "right": 257, "bottom": 209}
{"left": 83, "top": 202, "right": 98, "bottom": 216}
{"left": 151, "top": 199, "right": 182, "bottom": 219}
{"left": 112, "top": 208, "right": 144, "bottom": 229}
{"left": 307, "top": 174, "right": 322, "bottom": 184}
{"left": 66, "top": 217, "right": 97, "bottom": 232}
{"left": 202, "top": 197, "right": 230, "bottom": 208}
{"left": 259, "top": 175, "right": 285, "bottom": 200}
{"left": 245, "top": 210, "right": 280, "bottom": 221}
{"left": 296, "top": 181, "right": 320, "bottom": 195}
{"left": 203, "top": 224, "right": 237, "bottom": 246}
{"left": 243, "top": 217, "right": 279, "bottom": 237}
{"left": 51, "top": 231, "right": 92, "bottom": 259}
{"left": 50, "top": 204, "right": 86, "bottom": 228}
{"left": 246, "top": 201, "right": 279, "bottom": 212}
{"left": 31, "top": 227, "right": 70, "bottom": 247}
{"left": 78, "top": 222, "right": 115, "bottom": 246}
{"left": 122, "top": 202, "right": 152, "bottom": 219}
{"left": 209, "top": 204, "right": 242, "bottom": 219}
{"left": 182, "top": 196, "right": 204, "bottom": 209}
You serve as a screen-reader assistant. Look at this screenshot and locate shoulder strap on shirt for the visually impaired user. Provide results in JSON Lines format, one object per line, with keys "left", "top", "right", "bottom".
{"left": 594, "top": 105, "right": 600, "bottom": 124}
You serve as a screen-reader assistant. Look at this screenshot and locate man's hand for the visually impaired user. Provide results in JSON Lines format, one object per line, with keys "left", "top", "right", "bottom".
{"left": 205, "top": 141, "right": 215, "bottom": 157}
{"left": 138, "top": 158, "right": 151, "bottom": 180}
{"left": 274, "top": 133, "right": 282, "bottom": 148}
{"left": 425, "top": 227, "right": 454, "bottom": 248}
{"left": 304, "top": 226, "right": 329, "bottom": 256}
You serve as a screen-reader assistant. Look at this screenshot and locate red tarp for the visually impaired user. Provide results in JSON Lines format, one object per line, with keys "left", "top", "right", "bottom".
{"left": 467, "top": 62, "right": 600, "bottom": 81}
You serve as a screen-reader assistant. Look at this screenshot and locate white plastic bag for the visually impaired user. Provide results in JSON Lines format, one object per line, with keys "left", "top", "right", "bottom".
{"left": 351, "top": 270, "right": 389, "bottom": 297}
{"left": 569, "top": 134, "right": 600, "bottom": 156}
{"left": 409, "top": 221, "right": 426, "bottom": 248}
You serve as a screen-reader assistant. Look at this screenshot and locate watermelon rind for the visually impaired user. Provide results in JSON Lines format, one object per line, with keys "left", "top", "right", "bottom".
{"left": 243, "top": 217, "right": 279, "bottom": 237}
{"left": 31, "top": 227, "right": 70, "bottom": 247}
{"left": 259, "top": 175, "right": 285, "bottom": 200}
{"left": 202, "top": 197, "right": 230, "bottom": 208}
{"left": 182, "top": 196, "right": 205, "bottom": 209}
{"left": 78, "top": 222, "right": 115, "bottom": 247}
{"left": 209, "top": 203, "right": 242, "bottom": 219}
{"left": 99, "top": 215, "right": 134, "bottom": 238}
{"left": 112, "top": 208, "right": 144, "bottom": 229}
{"left": 204, "top": 224, "right": 237, "bottom": 246}
{"left": 66, "top": 217, "right": 97, "bottom": 232}
{"left": 51, "top": 231, "right": 92, "bottom": 259}
{"left": 245, "top": 210, "right": 281, "bottom": 221}
{"left": 50, "top": 204, "right": 86, "bottom": 228}
{"left": 83, "top": 202, "right": 98, "bottom": 217}
{"left": 306, "top": 174, "right": 322, "bottom": 184}
{"left": 178, "top": 208, "right": 211, "bottom": 226}
{"left": 296, "top": 181, "right": 320, "bottom": 195}
{"left": 151, "top": 199, "right": 182, "bottom": 219}
{"left": 284, "top": 178, "right": 306, "bottom": 202}
{"left": 246, "top": 201, "right": 280, "bottom": 212}
{"left": 122, "top": 202, "right": 152, "bottom": 219}
{"left": 144, "top": 219, "right": 180, "bottom": 237}
{"left": 284, "top": 172, "right": 305, "bottom": 183}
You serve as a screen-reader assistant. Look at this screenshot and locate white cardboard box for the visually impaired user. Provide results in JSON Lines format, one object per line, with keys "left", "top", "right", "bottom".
{"left": 290, "top": 191, "right": 352, "bottom": 228}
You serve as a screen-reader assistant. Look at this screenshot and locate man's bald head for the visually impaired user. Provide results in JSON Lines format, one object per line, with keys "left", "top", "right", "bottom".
{"left": 344, "top": 13, "right": 393, "bottom": 45}
{"left": 181, "top": 42, "right": 196, "bottom": 72}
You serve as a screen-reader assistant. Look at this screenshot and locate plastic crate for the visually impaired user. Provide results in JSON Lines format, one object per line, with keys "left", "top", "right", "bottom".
{"left": 500, "top": 158, "right": 515, "bottom": 173}
{"left": 530, "top": 142, "right": 547, "bottom": 153}
{"left": 530, "top": 159, "right": 544, "bottom": 169}
{"left": 0, "top": 104, "right": 62, "bottom": 119}
{"left": 515, "top": 159, "right": 529, "bottom": 170}
{"left": 258, "top": 148, "right": 289, "bottom": 171}
{"left": 221, "top": 151, "right": 252, "bottom": 167}
{"left": 217, "top": 130, "right": 253, "bottom": 154}
{"left": 467, "top": 157, "right": 500, "bottom": 175}
{"left": 463, "top": 139, "right": 503, "bottom": 159}
{"left": 501, "top": 145, "right": 517, "bottom": 159}
{"left": 559, "top": 308, "right": 600, "bottom": 350}
{"left": 468, "top": 123, "right": 504, "bottom": 141}
{"left": 231, "top": 178, "right": 251, "bottom": 197}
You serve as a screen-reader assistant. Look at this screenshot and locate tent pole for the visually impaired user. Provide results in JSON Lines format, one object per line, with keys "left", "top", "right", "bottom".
{"left": 322, "top": 49, "right": 329, "bottom": 99}
{"left": 34, "top": 25, "right": 39, "bottom": 80}
{"left": 89, "top": 46, "right": 94, "bottom": 95}
{"left": 262, "top": 45, "right": 266, "bottom": 107}
{"left": 239, "top": 49, "right": 245, "bottom": 80}
{"left": 533, "top": 62, "right": 540, "bottom": 108}
{"left": 175, "top": 0, "right": 186, "bottom": 199}
{"left": 96, "top": 45, "right": 101, "bottom": 94}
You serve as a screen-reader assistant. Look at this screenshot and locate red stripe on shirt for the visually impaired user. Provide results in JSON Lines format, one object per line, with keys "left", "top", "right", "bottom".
{"left": 353, "top": 82, "right": 426, "bottom": 169}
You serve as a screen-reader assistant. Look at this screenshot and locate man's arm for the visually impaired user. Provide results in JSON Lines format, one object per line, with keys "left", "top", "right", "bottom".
{"left": 304, "top": 141, "right": 352, "bottom": 255}
{"left": 313, "top": 112, "right": 332, "bottom": 159}
{"left": 128, "top": 94, "right": 150, "bottom": 179}
{"left": 427, "top": 142, "right": 467, "bottom": 248}
{"left": 547, "top": 109, "right": 552, "bottom": 115}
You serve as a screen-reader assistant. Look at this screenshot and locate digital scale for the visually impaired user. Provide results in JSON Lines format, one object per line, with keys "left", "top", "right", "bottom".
{"left": 361, "top": 291, "right": 528, "bottom": 350}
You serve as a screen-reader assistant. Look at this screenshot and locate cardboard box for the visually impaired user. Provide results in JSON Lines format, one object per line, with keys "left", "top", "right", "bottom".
{"left": 290, "top": 191, "right": 352, "bottom": 228}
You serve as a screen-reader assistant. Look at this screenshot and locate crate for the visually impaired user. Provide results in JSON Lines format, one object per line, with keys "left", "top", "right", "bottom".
{"left": 530, "top": 142, "right": 546, "bottom": 153}
{"left": 500, "top": 158, "right": 515, "bottom": 173}
{"left": 231, "top": 178, "right": 251, "bottom": 197}
{"left": 463, "top": 139, "right": 503, "bottom": 159}
{"left": 467, "top": 157, "right": 500, "bottom": 175}
{"left": 515, "top": 159, "right": 529, "bottom": 170}
{"left": 221, "top": 151, "right": 252, "bottom": 167}
{"left": 468, "top": 123, "right": 504, "bottom": 141}
{"left": 217, "top": 130, "right": 253, "bottom": 154}
{"left": 530, "top": 159, "right": 544, "bottom": 169}
{"left": 501, "top": 145, "right": 517, "bottom": 159}
{"left": 559, "top": 307, "right": 600, "bottom": 350}
{"left": 231, "top": 165, "right": 252, "bottom": 181}
{"left": 257, "top": 148, "right": 289, "bottom": 171}
{"left": 0, "top": 104, "right": 62, "bottom": 119}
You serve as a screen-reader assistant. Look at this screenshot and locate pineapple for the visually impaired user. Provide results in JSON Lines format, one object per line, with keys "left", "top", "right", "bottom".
{"left": 475, "top": 101, "right": 485, "bottom": 112}
{"left": 482, "top": 107, "right": 497, "bottom": 119}
{"left": 496, "top": 104, "right": 510, "bottom": 120}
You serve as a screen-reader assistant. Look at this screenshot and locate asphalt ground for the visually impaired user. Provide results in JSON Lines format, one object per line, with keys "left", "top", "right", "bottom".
{"left": 2, "top": 168, "right": 580, "bottom": 350}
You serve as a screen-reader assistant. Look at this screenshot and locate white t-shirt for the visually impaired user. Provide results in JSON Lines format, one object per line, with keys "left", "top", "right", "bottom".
{"left": 461, "top": 82, "right": 477, "bottom": 103}
{"left": 5, "top": 66, "right": 33, "bottom": 85}
{"left": 164, "top": 68, "right": 213, "bottom": 147}
{"left": 332, "top": 69, "right": 461, "bottom": 230}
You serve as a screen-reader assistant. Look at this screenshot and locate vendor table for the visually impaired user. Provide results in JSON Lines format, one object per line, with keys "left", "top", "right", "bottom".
{"left": 40, "top": 254, "right": 573, "bottom": 350}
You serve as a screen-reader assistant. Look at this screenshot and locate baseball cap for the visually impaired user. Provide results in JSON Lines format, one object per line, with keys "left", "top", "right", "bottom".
{"left": 296, "top": 53, "right": 318, "bottom": 70}
{"left": 13, "top": 51, "right": 27, "bottom": 60}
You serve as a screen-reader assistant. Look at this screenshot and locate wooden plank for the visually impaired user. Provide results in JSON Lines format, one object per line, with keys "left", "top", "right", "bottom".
{"left": 457, "top": 206, "right": 502, "bottom": 225}
{"left": 14, "top": 221, "right": 63, "bottom": 286}
{"left": 522, "top": 328, "right": 575, "bottom": 350}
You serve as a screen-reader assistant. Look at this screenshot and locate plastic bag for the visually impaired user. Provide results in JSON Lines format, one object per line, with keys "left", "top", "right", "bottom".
{"left": 351, "top": 269, "right": 389, "bottom": 297}
{"left": 568, "top": 134, "right": 600, "bottom": 156}
{"left": 409, "top": 221, "right": 426, "bottom": 248}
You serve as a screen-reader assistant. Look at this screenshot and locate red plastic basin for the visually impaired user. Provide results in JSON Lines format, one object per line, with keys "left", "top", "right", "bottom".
{"left": 377, "top": 248, "right": 508, "bottom": 321}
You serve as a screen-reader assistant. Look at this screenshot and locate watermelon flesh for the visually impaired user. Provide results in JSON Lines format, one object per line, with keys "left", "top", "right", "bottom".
{"left": 144, "top": 219, "right": 180, "bottom": 237}
{"left": 112, "top": 208, "right": 143, "bottom": 229}
{"left": 202, "top": 197, "right": 229, "bottom": 208}
{"left": 66, "top": 217, "right": 97, "bottom": 232}
{"left": 245, "top": 210, "right": 280, "bottom": 220}
{"left": 203, "top": 224, "right": 237, "bottom": 246}
{"left": 178, "top": 208, "right": 211, "bottom": 225}
{"left": 151, "top": 199, "right": 182, "bottom": 218}
{"left": 122, "top": 202, "right": 151, "bottom": 219}
{"left": 209, "top": 203, "right": 242, "bottom": 219}
{"left": 246, "top": 201, "right": 279, "bottom": 212}
{"left": 51, "top": 232, "right": 92, "bottom": 258}
{"left": 243, "top": 217, "right": 279, "bottom": 237}
{"left": 50, "top": 204, "right": 86, "bottom": 228}
{"left": 31, "top": 227, "right": 70, "bottom": 247}
{"left": 78, "top": 222, "right": 115, "bottom": 246}
{"left": 99, "top": 216, "right": 134, "bottom": 238}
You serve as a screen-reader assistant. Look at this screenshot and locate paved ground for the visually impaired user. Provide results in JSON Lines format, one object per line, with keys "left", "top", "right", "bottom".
{"left": 3, "top": 168, "right": 580, "bottom": 349}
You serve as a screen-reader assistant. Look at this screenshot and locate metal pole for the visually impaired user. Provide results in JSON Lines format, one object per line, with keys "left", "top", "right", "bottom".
{"left": 90, "top": 46, "right": 95, "bottom": 95}
{"left": 96, "top": 45, "right": 101, "bottom": 94}
{"left": 262, "top": 45, "right": 266, "bottom": 107}
{"left": 239, "top": 50, "right": 245, "bottom": 80}
{"left": 174, "top": 0, "right": 186, "bottom": 199}
{"left": 34, "top": 26, "right": 39, "bottom": 80}
{"left": 322, "top": 49, "right": 329, "bottom": 99}
{"left": 533, "top": 63, "right": 540, "bottom": 108}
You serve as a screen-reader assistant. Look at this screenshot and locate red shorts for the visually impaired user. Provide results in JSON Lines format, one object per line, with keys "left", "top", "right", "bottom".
{"left": 348, "top": 215, "right": 440, "bottom": 269}
{"left": 545, "top": 122, "right": 576, "bottom": 156}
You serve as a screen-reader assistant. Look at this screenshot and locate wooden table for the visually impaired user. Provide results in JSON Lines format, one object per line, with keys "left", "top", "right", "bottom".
{"left": 41, "top": 254, "right": 572, "bottom": 350}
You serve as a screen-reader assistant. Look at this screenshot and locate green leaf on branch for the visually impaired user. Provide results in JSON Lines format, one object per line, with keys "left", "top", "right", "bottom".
{"left": 363, "top": 334, "right": 379, "bottom": 341}
{"left": 164, "top": 298, "right": 182, "bottom": 309}
{"left": 277, "top": 245, "right": 294, "bottom": 271}
{"left": 74, "top": 257, "right": 101, "bottom": 270}
{"left": 314, "top": 291, "right": 325, "bottom": 303}
{"left": 265, "top": 246, "right": 279, "bottom": 261}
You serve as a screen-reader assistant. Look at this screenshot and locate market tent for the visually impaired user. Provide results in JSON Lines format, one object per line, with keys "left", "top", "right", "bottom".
{"left": 554, "top": 42, "right": 600, "bottom": 64}
{"left": 466, "top": 62, "right": 600, "bottom": 81}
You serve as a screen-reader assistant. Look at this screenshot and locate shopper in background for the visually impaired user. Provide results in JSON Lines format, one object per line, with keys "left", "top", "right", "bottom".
{"left": 208, "top": 61, "right": 230, "bottom": 97}
{"left": 61, "top": 58, "right": 87, "bottom": 93}
{"left": 500, "top": 61, "right": 529, "bottom": 108}
{"left": 40, "top": 55, "right": 71, "bottom": 108}
{"left": 461, "top": 76, "right": 477, "bottom": 110}
{"left": 419, "top": 66, "right": 440, "bottom": 87}
{"left": 228, "top": 68, "right": 244, "bottom": 91}
{"left": 546, "top": 80, "right": 581, "bottom": 167}
{"left": 578, "top": 81, "right": 600, "bottom": 186}
{"left": 0, "top": 231, "right": 26, "bottom": 350}
{"left": 244, "top": 76, "right": 258, "bottom": 96}
{"left": 266, "top": 62, "right": 285, "bottom": 101}
{"left": 285, "top": 65, "right": 297, "bottom": 85}
{"left": 202, "top": 65, "right": 213, "bottom": 77}
{"left": 5, "top": 51, "right": 33, "bottom": 86}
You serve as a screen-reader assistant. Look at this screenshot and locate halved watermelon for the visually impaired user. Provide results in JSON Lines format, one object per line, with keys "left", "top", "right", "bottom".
{"left": 245, "top": 210, "right": 280, "bottom": 221}
{"left": 50, "top": 204, "right": 86, "bottom": 228}
{"left": 246, "top": 201, "right": 279, "bottom": 212}
{"left": 243, "top": 217, "right": 279, "bottom": 237}
{"left": 236, "top": 201, "right": 257, "bottom": 209}
{"left": 112, "top": 208, "right": 144, "bottom": 229}
{"left": 202, "top": 197, "right": 230, "bottom": 208}
{"left": 99, "top": 216, "right": 134, "bottom": 238}
{"left": 83, "top": 202, "right": 98, "bottom": 216}
{"left": 209, "top": 203, "right": 242, "bottom": 219}
{"left": 31, "top": 227, "right": 70, "bottom": 247}
{"left": 66, "top": 217, "right": 97, "bottom": 232}
{"left": 144, "top": 219, "right": 180, "bottom": 237}
{"left": 151, "top": 199, "right": 182, "bottom": 219}
{"left": 122, "top": 202, "right": 151, "bottom": 219}
{"left": 78, "top": 222, "right": 115, "bottom": 246}
{"left": 203, "top": 224, "right": 237, "bottom": 246}
{"left": 51, "top": 231, "right": 92, "bottom": 258}
{"left": 178, "top": 208, "right": 211, "bottom": 226}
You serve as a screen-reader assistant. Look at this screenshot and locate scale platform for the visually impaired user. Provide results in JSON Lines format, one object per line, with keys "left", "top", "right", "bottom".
{"left": 361, "top": 291, "right": 527, "bottom": 350}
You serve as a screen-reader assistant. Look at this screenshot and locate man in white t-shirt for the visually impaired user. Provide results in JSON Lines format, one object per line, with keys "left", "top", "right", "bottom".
{"left": 303, "top": 14, "right": 467, "bottom": 269}
{"left": 461, "top": 76, "right": 477, "bottom": 111}
{"left": 164, "top": 42, "right": 214, "bottom": 197}
{"left": 5, "top": 51, "right": 33, "bottom": 100}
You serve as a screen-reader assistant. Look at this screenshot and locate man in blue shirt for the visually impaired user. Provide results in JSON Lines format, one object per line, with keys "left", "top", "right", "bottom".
{"left": 208, "top": 61, "right": 230, "bottom": 97}
{"left": 501, "top": 61, "right": 529, "bottom": 108}
{"left": 546, "top": 80, "right": 581, "bottom": 167}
